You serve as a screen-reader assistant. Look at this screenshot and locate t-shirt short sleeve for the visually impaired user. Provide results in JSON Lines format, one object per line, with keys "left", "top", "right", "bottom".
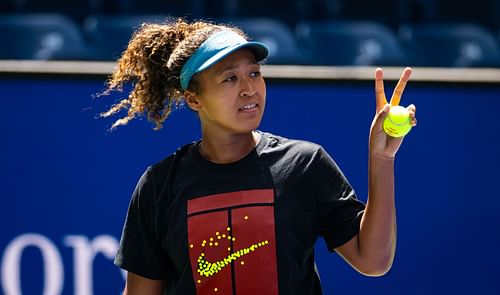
{"left": 312, "top": 147, "right": 365, "bottom": 251}
{"left": 114, "top": 167, "right": 169, "bottom": 280}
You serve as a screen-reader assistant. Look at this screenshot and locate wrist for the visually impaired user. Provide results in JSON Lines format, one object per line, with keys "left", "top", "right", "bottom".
{"left": 370, "top": 152, "right": 396, "bottom": 162}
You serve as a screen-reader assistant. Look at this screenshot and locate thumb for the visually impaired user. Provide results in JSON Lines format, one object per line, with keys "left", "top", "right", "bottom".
{"left": 373, "top": 104, "right": 390, "bottom": 130}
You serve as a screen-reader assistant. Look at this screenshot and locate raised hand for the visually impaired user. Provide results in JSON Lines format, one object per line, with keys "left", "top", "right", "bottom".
{"left": 369, "top": 67, "right": 417, "bottom": 159}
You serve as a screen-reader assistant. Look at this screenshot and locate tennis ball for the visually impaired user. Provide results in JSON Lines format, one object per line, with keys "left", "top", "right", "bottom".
{"left": 383, "top": 106, "right": 412, "bottom": 138}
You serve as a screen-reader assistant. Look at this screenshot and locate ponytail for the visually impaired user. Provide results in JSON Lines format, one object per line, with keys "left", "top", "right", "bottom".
{"left": 100, "top": 19, "right": 237, "bottom": 130}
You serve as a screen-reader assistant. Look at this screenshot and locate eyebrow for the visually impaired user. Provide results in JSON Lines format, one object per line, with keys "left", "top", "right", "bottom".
{"left": 216, "top": 61, "right": 259, "bottom": 76}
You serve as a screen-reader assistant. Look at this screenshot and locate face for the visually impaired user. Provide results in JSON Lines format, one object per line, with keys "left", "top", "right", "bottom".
{"left": 185, "top": 48, "right": 266, "bottom": 137}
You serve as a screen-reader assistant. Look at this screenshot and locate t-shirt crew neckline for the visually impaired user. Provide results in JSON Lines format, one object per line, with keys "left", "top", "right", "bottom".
{"left": 191, "top": 130, "right": 267, "bottom": 171}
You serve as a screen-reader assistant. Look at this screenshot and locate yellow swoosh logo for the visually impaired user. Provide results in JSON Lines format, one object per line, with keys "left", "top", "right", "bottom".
{"left": 197, "top": 240, "right": 269, "bottom": 277}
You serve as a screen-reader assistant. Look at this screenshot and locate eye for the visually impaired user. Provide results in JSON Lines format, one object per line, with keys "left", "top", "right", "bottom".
{"left": 223, "top": 75, "right": 237, "bottom": 82}
{"left": 250, "top": 71, "right": 261, "bottom": 78}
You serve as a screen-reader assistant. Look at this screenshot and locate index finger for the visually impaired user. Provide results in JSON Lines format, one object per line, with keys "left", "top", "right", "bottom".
{"left": 375, "top": 67, "right": 387, "bottom": 111}
{"left": 390, "top": 67, "right": 413, "bottom": 106}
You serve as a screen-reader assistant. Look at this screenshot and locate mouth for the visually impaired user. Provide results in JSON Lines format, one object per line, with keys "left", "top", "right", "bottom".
{"left": 238, "top": 103, "right": 258, "bottom": 111}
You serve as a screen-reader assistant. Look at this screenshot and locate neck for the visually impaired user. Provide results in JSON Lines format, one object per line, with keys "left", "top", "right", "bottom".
{"left": 199, "top": 131, "right": 260, "bottom": 164}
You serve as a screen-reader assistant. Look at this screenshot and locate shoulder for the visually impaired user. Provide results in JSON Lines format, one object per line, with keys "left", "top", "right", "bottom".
{"left": 140, "top": 141, "right": 197, "bottom": 186}
{"left": 151, "top": 141, "right": 195, "bottom": 169}
{"left": 260, "top": 131, "right": 324, "bottom": 158}
{"left": 258, "top": 131, "right": 333, "bottom": 173}
{"left": 130, "top": 141, "right": 197, "bottom": 206}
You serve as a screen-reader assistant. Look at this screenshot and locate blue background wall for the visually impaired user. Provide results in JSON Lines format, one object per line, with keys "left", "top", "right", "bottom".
{"left": 1, "top": 76, "right": 499, "bottom": 294}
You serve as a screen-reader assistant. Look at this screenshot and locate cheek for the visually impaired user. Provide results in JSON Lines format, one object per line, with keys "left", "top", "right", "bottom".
{"left": 259, "top": 80, "right": 267, "bottom": 98}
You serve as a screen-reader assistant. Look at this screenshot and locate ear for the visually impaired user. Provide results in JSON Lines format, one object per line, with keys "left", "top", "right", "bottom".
{"left": 184, "top": 90, "right": 202, "bottom": 112}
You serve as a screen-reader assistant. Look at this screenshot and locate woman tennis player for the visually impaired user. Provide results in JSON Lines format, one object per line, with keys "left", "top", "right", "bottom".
{"left": 101, "top": 19, "right": 417, "bottom": 295}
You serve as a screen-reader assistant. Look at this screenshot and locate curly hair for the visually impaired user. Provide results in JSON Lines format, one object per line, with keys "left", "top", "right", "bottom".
{"left": 99, "top": 18, "right": 246, "bottom": 130}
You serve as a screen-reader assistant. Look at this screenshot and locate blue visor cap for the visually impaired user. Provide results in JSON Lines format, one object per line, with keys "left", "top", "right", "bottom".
{"left": 180, "top": 30, "right": 268, "bottom": 90}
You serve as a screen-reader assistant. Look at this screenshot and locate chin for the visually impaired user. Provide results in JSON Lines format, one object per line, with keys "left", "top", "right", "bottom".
{"left": 234, "top": 123, "right": 261, "bottom": 134}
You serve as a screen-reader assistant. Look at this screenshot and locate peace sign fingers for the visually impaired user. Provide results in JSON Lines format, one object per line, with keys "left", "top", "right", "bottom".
{"left": 370, "top": 67, "right": 416, "bottom": 158}
{"left": 375, "top": 68, "right": 388, "bottom": 111}
{"left": 390, "top": 67, "right": 413, "bottom": 106}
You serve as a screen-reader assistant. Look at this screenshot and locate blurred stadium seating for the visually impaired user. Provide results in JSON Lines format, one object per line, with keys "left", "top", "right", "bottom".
{"left": 298, "top": 0, "right": 412, "bottom": 30}
{"left": 399, "top": 23, "right": 500, "bottom": 67}
{"left": 296, "top": 21, "right": 406, "bottom": 66}
{"left": 227, "top": 0, "right": 302, "bottom": 27}
{"left": 0, "top": 0, "right": 499, "bottom": 67}
{"left": 110, "top": 0, "right": 204, "bottom": 18}
{"left": 0, "top": 13, "right": 88, "bottom": 60}
{"left": 417, "top": 0, "right": 500, "bottom": 33}
{"left": 82, "top": 14, "right": 169, "bottom": 60}
{"left": 217, "top": 18, "right": 304, "bottom": 65}
{"left": 3, "top": 0, "right": 98, "bottom": 22}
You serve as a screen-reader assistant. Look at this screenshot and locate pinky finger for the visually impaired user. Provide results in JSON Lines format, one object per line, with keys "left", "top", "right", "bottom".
{"left": 406, "top": 104, "right": 416, "bottom": 113}
{"left": 407, "top": 104, "right": 417, "bottom": 126}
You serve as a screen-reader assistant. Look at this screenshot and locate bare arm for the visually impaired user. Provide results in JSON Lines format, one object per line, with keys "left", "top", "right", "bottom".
{"left": 123, "top": 272, "right": 164, "bottom": 295}
{"left": 336, "top": 67, "right": 417, "bottom": 276}
{"left": 335, "top": 155, "right": 397, "bottom": 276}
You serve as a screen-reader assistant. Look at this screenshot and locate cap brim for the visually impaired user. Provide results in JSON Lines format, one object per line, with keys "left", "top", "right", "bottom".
{"left": 196, "top": 41, "right": 269, "bottom": 74}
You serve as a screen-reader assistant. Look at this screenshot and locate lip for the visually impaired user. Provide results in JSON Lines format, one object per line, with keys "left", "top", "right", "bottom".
{"left": 238, "top": 103, "right": 259, "bottom": 112}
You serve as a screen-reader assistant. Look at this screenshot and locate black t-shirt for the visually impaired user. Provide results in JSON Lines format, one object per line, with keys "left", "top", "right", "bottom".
{"left": 115, "top": 131, "right": 365, "bottom": 294}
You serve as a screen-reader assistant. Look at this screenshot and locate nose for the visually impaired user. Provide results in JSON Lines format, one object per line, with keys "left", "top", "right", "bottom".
{"left": 239, "top": 77, "right": 256, "bottom": 97}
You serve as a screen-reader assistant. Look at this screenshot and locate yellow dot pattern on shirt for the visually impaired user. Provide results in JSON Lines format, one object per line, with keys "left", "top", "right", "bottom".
{"left": 197, "top": 240, "right": 269, "bottom": 278}
{"left": 190, "top": 217, "right": 258, "bottom": 292}
{"left": 196, "top": 230, "right": 234, "bottom": 248}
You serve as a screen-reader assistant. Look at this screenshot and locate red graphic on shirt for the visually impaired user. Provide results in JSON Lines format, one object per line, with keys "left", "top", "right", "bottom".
{"left": 187, "top": 189, "right": 278, "bottom": 295}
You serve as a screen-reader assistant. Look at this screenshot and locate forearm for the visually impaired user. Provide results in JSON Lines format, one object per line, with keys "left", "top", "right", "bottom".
{"left": 358, "top": 153, "right": 397, "bottom": 274}
{"left": 124, "top": 272, "right": 164, "bottom": 295}
{"left": 340, "top": 66, "right": 412, "bottom": 276}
